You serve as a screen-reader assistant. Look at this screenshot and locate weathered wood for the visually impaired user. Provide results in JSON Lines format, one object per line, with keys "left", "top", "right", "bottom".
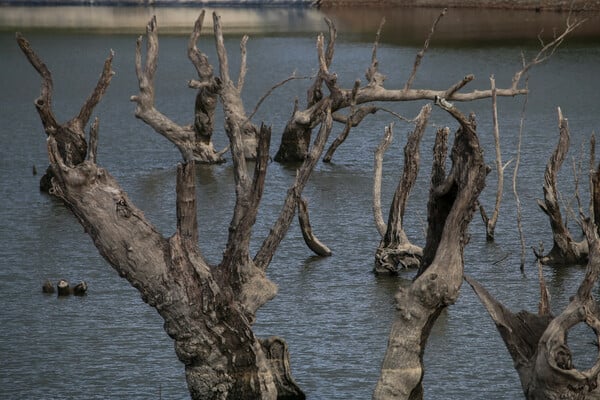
{"left": 213, "top": 12, "right": 259, "bottom": 160}
{"left": 373, "top": 105, "right": 430, "bottom": 274}
{"left": 297, "top": 197, "right": 332, "bottom": 257}
{"left": 479, "top": 75, "right": 510, "bottom": 242}
{"left": 22, "top": 17, "right": 310, "bottom": 397}
{"left": 467, "top": 219, "right": 600, "bottom": 400}
{"left": 130, "top": 13, "right": 225, "bottom": 164}
{"left": 373, "top": 98, "right": 487, "bottom": 399}
{"left": 16, "top": 32, "right": 114, "bottom": 191}
{"left": 254, "top": 106, "right": 334, "bottom": 270}
{"left": 534, "top": 108, "right": 588, "bottom": 266}
{"left": 273, "top": 14, "right": 582, "bottom": 164}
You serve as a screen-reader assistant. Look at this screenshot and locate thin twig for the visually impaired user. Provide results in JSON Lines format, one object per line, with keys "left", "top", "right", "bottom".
{"left": 404, "top": 8, "right": 447, "bottom": 90}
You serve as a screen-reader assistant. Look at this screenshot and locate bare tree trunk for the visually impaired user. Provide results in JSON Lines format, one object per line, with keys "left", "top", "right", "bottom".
{"left": 480, "top": 76, "right": 509, "bottom": 242}
{"left": 373, "top": 105, "right": 430, "bottom": 274}
{"left": 373, "top": 98, "right": 487, "bottom": 399}
{"left": 16, "top": 33, "right": 114, "bottom": 192}
{"left": 513, "top": 88, "right": 529, "bottom": 271}
{"left": 19, "top": 14, "right": 327, "bottom": 398}
{"left": 534, "top": 108, "right": 588, "bottom": 266}
{"left": 466, "top": 218, "right": 600, "bottom": 399}
{"left": 590, "top": 134, "right": 600, "bottom": 231}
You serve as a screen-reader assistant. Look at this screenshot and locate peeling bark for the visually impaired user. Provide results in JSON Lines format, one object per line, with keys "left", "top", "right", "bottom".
{"left": 534, "top": 108, "right": 588, "bottom": 266}
{"left": 373, "top": 98, "right": 487, "bottom": 399}
{"left": 373, "top": 105, "right": 430, "bottom": 274}
{"left": 16, "top": 32, "right": 114, "bottom": 192}
{"left": 467, "top": 220, "right": 600, "bottom": 400}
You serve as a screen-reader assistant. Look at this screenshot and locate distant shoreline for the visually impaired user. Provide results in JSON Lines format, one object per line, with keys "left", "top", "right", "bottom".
{"left": 1, "top": 0, "right": 599, "bottom": 10}
{"left": 317, "top": 0, "right": 600, "bottom": 11}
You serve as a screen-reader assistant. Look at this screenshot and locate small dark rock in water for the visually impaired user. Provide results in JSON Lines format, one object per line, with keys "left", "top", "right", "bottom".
{"left": 46, "top": 279, "right": 89, "bottom": 296}
{"left": 57, "top": 279, "right": 71, "bottom": 296}
{"left": 42, "top": 279, "right": 55, "bottom": 294}
{"left": 72, "top": 281, "right": 88, "bottom": 296}
{"left": 32, "top": 165, "right": 37, "bottom": 175}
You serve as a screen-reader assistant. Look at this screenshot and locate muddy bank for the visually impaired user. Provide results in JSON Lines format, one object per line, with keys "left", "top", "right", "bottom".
{"left": 317, "top": 0, "right": 600, "bottom": 11}
{"left": 321, "top": 6, "right": 600, "bottom": 45}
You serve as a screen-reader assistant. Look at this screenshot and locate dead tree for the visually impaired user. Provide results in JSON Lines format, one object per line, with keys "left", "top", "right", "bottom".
{"left": 15, "top": 33, "right": 114, "bottom": 191}
{"left": 534, "top": 108, "right": 589, "bottom": 266}
{"left": 372, "top": 105, "right": 430, "bottom": 274}
{"left": 479, "top": 75, "right": 511, "bottom": 241}
{"left": 466, "top": 217, "right": 600, "bottom": 399}
{"left": 373, "top": 98, "right": 487, "bottom": 399}
{"left": 212, "top": 13, "right": 261, "bottom": 160}
{"left": 273, "top": 11, "right": 584, "bottom": 165}
{"left": 18, "top": 14, "right": 339, "bottom": 399}
{"left": 131, "top": 13, "right": 225, "bottom": 163}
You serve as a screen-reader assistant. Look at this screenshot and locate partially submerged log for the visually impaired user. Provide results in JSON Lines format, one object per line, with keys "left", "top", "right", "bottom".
{"left": 534, "top": 108, "right": 588, "bottom": 266}
{"left": 467, "top": 218, "right": 600, "bottom": 399}
{"left": 373, "top": 98, "right": 487, "bottom": 399}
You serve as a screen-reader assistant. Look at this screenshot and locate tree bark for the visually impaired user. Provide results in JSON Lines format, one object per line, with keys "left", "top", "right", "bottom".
{"left": 373, "top": 105, "right": 430, "bottom": 274}
{"left": 212, "top": 12, "right": 259, "bottom": 160}
{"left": 130, "top": 13, "right": 225, "bottom": 164}
{"left": 20, "top": 17, "right": 310, "bottom": 398}
{"left": 16, "top": 32, "right": 114, "bottom": 192}
{"left": 479, "top": 75, "right": 508, "bottom": 242}
{"left": 373, "top": 98, "right": 487, "bottom": 399}
{"left": 534, "top": 108, "right": 588, "bottom": 266}
{"left": 273, "top": 13, "right": 582, "bottom": 164}
{"left": 466, "top": 219, "right": 600, "bottom": 399}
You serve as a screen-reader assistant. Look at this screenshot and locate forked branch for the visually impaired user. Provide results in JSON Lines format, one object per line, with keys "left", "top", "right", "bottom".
{"left": 131, "top": 14, "right": 224, "bottom": 163}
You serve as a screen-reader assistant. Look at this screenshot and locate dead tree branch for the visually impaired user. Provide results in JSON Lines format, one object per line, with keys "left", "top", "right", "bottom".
{"left": 373, "top": 123, "right": 394, "bottom": 237}
{"left": 254, "top": 106, "right": 334, "bottom": 270}
{"left": 297, "top": 197, "right": 332, "bottom": 257}
{"left": 213, "top": 12, "right": 259, "bottom": 160}
{"left": 274, "top": 11, "right": 583, "bottom": 164}
{"left": 404, "top": 8, "right": 447, "bottom": 91}
{"left": 513, "top": 84, "right": 529, "bottom": 272}
{"left": 374, "top": 99, "right": 487, "bottom": 398}
{"left": 16, "top": 32, "right": 114, "bottom": 191}
{"left": 131, "top": 13, "right": 225, "bottom": 163}
{"left": 534, "top": 107, "right": 588, "bottom": 266}
{"left": 480, "top": 75, "right": 511, "bottom": 241}
{"left": 373, "top": 105, "right": 431, "bottom": 274}
{"left": 467, "top": 219, "right": 600, "bottom": 400}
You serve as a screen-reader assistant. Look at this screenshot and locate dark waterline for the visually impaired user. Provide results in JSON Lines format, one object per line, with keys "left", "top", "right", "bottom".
{"left": 1, "top": 8, "right": 600, "bottom": 399}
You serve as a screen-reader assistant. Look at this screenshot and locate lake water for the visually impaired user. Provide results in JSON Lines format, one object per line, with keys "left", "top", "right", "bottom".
{"left": 1, "top": 6, "right": 600, "bottom": 399}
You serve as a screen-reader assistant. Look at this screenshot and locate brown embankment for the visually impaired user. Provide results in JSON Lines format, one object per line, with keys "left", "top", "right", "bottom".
{"left": 317, "top": 0, "right": 600, "bottom": 11}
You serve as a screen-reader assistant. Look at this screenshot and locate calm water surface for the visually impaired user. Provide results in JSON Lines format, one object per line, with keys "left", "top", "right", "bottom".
{"left": 1, "top": 7, "right": 600, "bottom": 399}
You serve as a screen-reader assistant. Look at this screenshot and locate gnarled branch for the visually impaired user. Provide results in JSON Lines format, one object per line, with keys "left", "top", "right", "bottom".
{"left": 534, "top": 107, "right": 588, "bottom": 266}
{"left": 374, "top": 105, "right": 430, "bottom": 274}
{"left": 131, "top": 13, "right": 225, "bottom": 164}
